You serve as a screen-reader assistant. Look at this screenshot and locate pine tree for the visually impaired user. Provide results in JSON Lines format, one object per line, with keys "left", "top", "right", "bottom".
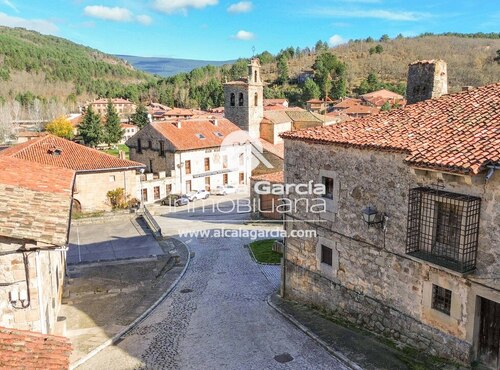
{"left": 78, "top": 106, "right": 103, "bottom": 147}
{"left": 302, "top": 78, "right": 321, "bottom": 102}
{"left": 276, "top": 55, "right": 289, "bottom": 85}
{"left": 103, "top": 101, "right": 123, "bottom": 145}
{"left": 131, "top": 103, "right": 149, "bottom": 129}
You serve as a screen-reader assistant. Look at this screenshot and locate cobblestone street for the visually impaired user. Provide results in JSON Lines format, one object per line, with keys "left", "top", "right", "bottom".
{"left": 79, "top": 230, "right": 347, "bottom": 369}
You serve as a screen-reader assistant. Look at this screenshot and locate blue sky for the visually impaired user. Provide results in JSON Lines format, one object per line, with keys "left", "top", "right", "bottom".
{"left": 0, "top": 0, "right": 498, "bottom": 60}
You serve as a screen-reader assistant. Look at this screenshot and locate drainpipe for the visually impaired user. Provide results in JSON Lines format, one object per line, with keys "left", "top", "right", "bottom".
{"left": 485, "top": 165, "right": 500, "bottom": 182}
{"left": 35, "top": 251, "right": 47, "bottom": 334}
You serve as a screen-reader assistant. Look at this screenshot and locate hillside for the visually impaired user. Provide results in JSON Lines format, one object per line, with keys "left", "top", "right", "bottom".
{"left": 117, "top": 55, "right": 234, "bottom": 77}
{"left": 0, "top": 27, "right": 156, "bottom": 105}
{"left": 260, "top": 35, "right": 500, "bottom": 94}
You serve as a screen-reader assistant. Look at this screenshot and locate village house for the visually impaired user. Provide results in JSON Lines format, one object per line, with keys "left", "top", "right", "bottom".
{"left": 88, "top": 98, "right": 136, "bottom": 119}
{"left": 120, "top": 123, "right": 139, "bottom": 144}
{"left": 126, "top": 117, "right": 252, "bottom": 201}
{"left": 360, "top": 88, "right": 406, "bottom": 108}
{"left": 306, "top": 97, "right": 334, "bottom": 113}
{"left": 0, "top": 157, "right": 74, "bottom": 335}
{"left": 0, "top": 135, "right": 144, "bottom": 212}
{"left": 263, "top": 98, "right": 289, "bottom": 109}
{"left": 223, "top": 58, "right": 346, "bottom": 177}
{"left": 279, "top": 60, "right": 499, "bottom": 368}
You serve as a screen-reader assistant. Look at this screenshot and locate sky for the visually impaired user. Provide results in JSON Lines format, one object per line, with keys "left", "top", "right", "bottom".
{"left": 0, "top": 0, "right": 498, "bottom": 60}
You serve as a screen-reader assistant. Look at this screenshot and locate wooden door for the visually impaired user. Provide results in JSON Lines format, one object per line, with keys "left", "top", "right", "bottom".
{"left": 479, "top": 297, "right": 500, "bottom": 369}
{"left": 260, "top": 194, "right": 282, "bottom": 220}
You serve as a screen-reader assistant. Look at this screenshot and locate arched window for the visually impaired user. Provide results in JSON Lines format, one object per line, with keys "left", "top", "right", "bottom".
{"left": 254, "top": 92, "right": 258, "bottom": 107}
{"left": 254, "top": 70, "right": 258, "bottom": 83}
{"left": 230, "top": 93, "right": 235, "bottom": 106}
{"left": 239, "top": 93, "right": 244, "bottom": 106}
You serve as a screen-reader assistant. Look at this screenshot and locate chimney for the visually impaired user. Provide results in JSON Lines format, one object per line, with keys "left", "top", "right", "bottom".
{"left": 406, "top": 60, "right": 448, "bottom": 104}
{"left": 173, "top": 120, "right": 182, "bottom": 128}
{"left": 118, "top": 150, "right": 126, "bottom": 160}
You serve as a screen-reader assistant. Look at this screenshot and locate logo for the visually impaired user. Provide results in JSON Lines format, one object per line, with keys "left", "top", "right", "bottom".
{"left": 220, "top": 131, "right": 273, "bottom": 171}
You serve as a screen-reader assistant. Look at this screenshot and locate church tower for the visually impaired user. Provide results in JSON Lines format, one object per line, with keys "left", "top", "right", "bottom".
{"left": 224, "top": 58, "right": 264, "bottom": 139}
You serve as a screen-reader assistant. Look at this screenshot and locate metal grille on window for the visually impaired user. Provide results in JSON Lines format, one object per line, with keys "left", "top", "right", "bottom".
{"left": 406, "top": 187, "right": 481, "bottom": 273}
{"left": 321, "top": 245, "right": 332, "bottom": 266}
{"left": 432, "top": 284, "right": 452, "bottom": 315}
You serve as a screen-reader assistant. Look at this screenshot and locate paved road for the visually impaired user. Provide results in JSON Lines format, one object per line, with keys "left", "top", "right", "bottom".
{"left": 79, "top": 195, "right": 347, "bottom": 370}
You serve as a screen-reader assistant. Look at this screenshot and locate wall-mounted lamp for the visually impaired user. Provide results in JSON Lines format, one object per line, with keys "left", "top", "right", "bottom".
{"left": 10, "top": 288, "right": 29, "bottom": 309}
{"left": 362, "top": 206, "right": 387, "bottom": 229}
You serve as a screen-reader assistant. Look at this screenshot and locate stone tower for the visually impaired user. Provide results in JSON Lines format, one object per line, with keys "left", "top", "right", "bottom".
{"left": 224, "top": 58, "right": 264, "bottom": 139}
{"left": 406, "top": 60, "right": 448, "bottom": 104}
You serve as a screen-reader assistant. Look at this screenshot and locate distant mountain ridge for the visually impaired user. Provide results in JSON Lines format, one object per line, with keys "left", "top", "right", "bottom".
{"left": 116, "top": 55, "right": 234, "bottom": 77}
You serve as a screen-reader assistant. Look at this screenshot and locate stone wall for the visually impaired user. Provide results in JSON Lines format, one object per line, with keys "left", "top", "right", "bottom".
{"left": 406, "top": 60, "right": 448, "bottom": 104}
{"left": 0, "top": 240, "right": 65, "bottom": 334}
{"left": 74, "top": 169, "right": 138, "bottom": 212}
{"left": 283, "top": 138, "right": 500, "bottom": 364}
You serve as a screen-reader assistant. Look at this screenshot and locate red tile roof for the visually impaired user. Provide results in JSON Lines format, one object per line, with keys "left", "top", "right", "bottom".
{"left": 149, "top": 118, "right": 242, "bottom": 151}
{"left": 251, "top": 171, "right": 284, "bottom": 184}
{"left": 16, "top": 131, "right": 46, "bottom": 138}
{"left": 0, "top": 157, "right": 74, "bottom": 246}
{"left": 0, "top": 327, "right": 71, "bottom": 369}
{"left": 264, "top": 99, "right": 288, "bottom": 106}
{"left": 91, "top": 98, "right": 134, "bottom": 105}
{"left": 342, "top": 105, "right": 380, "bottom": 115}
{"left": 0, "top": 135, "right": 145, "bottom": 172}
{"left": 281, "top": 83, "right": 500, "bottom": 175}
{"left": 260, "top": 139, "right": 284, "bottom": 159}
{"left": 333, "top": 98, "right": 363, "bottom": 109}
{"left": 361, "top": 89, "right": 404, "bottom": 100}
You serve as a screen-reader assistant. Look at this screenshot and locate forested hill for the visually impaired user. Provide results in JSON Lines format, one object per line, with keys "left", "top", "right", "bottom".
{"left": 0, "top": 27, "right": 155, "bottom": 106}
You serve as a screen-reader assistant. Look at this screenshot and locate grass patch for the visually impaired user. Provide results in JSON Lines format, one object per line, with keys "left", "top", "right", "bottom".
{"left": 72, "top": 210, "right": 105, "bottom": 219}
{"left": 104, "top": 144, "right": 130, "bottom": 159}
{"left": 249, "top": 239, "right": 282, "bottom": 264}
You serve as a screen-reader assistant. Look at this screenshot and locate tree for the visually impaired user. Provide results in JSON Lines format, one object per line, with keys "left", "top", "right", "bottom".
{"left": 276, "top": 55, "right": 289, "bottom": 85}
{"left": 315, "top": 40, "right": 329, "bottom": 53}
{"left": 78, "top": 106, "right": 103, "bottom": 147}
{"left": 131, "top": 103, "right": 149, "bottom": 129}
{"left": 103, "top": 101, "right": 123, "bottom": 145}
{"left": 256, "top": 51, "right": 274, "bottom": 64}
{"left": 380, "top": 34, "right": 390, "bottom": 42}
{"left": 302, "top": 78, "right": 321, "bottom": 102}
{"left": 396, "top": 33, "right": 404, "bottom": 40}
{"left": 495, "top": 50, "right": 500, "bottom": 64}
{"left": 381, "top": 101, "right": 392, "bottom": 111}
{"left": 313, "top": 52, "right": 346, "bottom": 99}
{"left": 46, "top": 116, "right": 74, "bottom": 139}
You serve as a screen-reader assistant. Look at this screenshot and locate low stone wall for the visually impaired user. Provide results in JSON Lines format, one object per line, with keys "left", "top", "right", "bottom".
{"left": 71, "top": 210, "right": 135, "bottom": 225}
{"left": 284, "top": 260, "right": 472, "bottom": 364}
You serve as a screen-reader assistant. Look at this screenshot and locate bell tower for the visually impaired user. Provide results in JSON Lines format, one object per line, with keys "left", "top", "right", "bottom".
{"left": 224, "top": 58, "right": 263, "bottom": 139}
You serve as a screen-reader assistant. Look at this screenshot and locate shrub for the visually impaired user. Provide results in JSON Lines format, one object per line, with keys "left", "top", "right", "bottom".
{"left": 106, "top": 188, "right": 128, "bottom": 209}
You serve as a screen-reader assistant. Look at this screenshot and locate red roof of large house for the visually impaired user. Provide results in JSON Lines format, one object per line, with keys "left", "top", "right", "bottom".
{"left": 0, "top": 135, "right": 145, "bottom": 172}
{"left": 91, "top": 98, "right": 134, "bottom": 105}
{"left": 0, "top": 157, "right": 74, "bottom": 246}
{"left": 281, "top": 83, "right": 500, "bottom": 175}
{"left": 361, "top": 89, "right": 404, "bottom": 100}
{"left": 251, "top": 171, "right": 284, "bottom": 184}
{"left": 148, "top": 118, "right": 242, "bottom": 151}
{"left": 0, "top": 327, "right": 72, "bottom": 369}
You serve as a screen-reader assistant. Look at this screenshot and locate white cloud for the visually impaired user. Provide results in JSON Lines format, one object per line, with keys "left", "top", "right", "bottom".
{"left": 232, "top": 30, "right": 254, "bottom": 40}
{"left": 227, "top": 1, "right": 252, "bottom": 13}
{"left": 153, "top": 0, "right": 218, "bottom": 14}
{"left": 2, "top": 0, "right": 18, "bottom": 13}
{"left": 328, "top": 34, "right": 345, "bottom": 47}
{"left": 84, "top": 6, "right": 133, "bottom": 22}
{"left": 306, "top": 8, "right": 430, "bottom": 21}
{"left": 0, "top": 12, "right": 58, "bottom": 34}
{"left": 136, "top": 14, "right": 152, "bottom": 25}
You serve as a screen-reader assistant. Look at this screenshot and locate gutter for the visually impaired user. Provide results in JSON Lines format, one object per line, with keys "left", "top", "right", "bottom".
{"left": 485, "top": 165, "right": 500, "bottom": 182}
{"left": 75, "top": 165, "right": 145, "bottom": 174}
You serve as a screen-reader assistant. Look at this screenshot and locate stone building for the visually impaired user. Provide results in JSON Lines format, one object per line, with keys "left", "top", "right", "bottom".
{"left": 279, "top": 81, "right": 500, "bottom": 367}
{"left": 0, "top": 135, "right": 144, "bottom": 212}
{"left": 126, "top": 117, "right": 251, "bottom": 199}
{"left": 406, "top": 60, "right": 448, "bottom": 104}
{"left": 89, "top": 98, "right": 136, "bottom": 119}
{"left": 0, "top": 157, "right": 75, "bottom": 335}
{"left": 224, "top": 58, "right": 264, "bottom": 139}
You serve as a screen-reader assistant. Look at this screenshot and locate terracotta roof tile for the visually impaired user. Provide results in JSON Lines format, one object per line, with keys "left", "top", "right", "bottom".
{"left": 360, "top": 89, "right": 404, "bottom": 100}
{"left": 251, "top": 171, "right": 284, "bottom": 183}
{"left": 260, "top": 139, "right": 284, "bottom": 159}
{"left": 0, "top": 157, "right": 74, "bottom": 246}
{"left": 281, "top": 83, "right": 500, "bottom": 175}
{"left": 148, "top": 118, "right": 242, "bottom": 151}
{"left": 0, "top": 135, "right": 145, "bottom": 172}
{"left": 0, "top": 327, "right": 71, "bottom": 369}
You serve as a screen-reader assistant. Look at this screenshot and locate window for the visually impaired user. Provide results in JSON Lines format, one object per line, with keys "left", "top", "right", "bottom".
{"left": 321, "top": 245, "right": 333, "bottom": 266}
{"left": 222, "top": 155, "right": 228, "bottom": 169}
{"left": 149, "top": 159, "right": 153, "bottom": 173}
{"left": 406, "top": 187, "right": 481, "bottom": 273}
{"left": 239, "top": 172, "right": 245, "bottom": 184}
{"left": 185, "top": 160, "right": 191, "bottom": 175}
{"left": 137, "top": 139, "right": 142, "bottom": 153}
{"left": 230, "top": 93, "right": 235, "bottom": 107}
{"left": 214, "top": 132, "right": 224, "bottom": 138}
{"left": 186, "top": 180, "right": 192, "bottom": 193}
{"left": 322, "top": 177, "right": 334, "bottom": 199}
{"left": 238, "top": 93, "right": 244, "bottom": 106}
{"left": 159, "top": 141, "right": 165, "bottom": 157}
{"left": 254, "top": 70, "right": 258, "bottom": 83}
{"left": 196, "top": 133, "right": 206, "bottom": 139}
{"left": 431, "top": 284, "right": 452, "bottom": 315}
{"left": 148, "top": 140, "right": 152, "bottom": 149}
{"left": 254, "top": 92, "right": 258, "bottom": 107}
{"left": 205, "top": 177, "right": 211, "bottom": 191}
{"left": 142, "top": 188, "right": 148, "bottom": 202}
{"left": 166, "top": 184, "right": 172, "bottom": 194}
{"left": 109, "top": 175, "right": 115, "bottom": 182}
{"left": 239, "top": 153, "right": 244, "bottom": 166}
{"left": 223, "top": 173, "right": 228, "bottom": 185}
{"left": 154, "top": 186, "right": 160, "bottom": 200}
{"left": 204, "top": 158, "right": 210, "bottom": 171}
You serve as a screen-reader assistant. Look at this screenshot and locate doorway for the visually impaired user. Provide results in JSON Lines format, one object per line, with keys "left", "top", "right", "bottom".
{"left": 478, "top": 297, "right": 499, "bottom": 369}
